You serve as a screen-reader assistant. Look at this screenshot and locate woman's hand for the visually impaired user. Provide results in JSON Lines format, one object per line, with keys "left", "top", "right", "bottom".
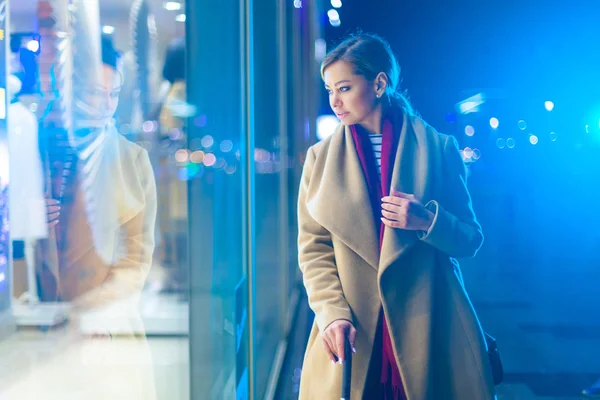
{"left": 322, "top": 319, "right": 356, "bottom": 365}
{"left": 46, "top": 198, "right": 61, "bottom": 228}
{"left": 381, "top": 188, "right": 434, "bottom": 232}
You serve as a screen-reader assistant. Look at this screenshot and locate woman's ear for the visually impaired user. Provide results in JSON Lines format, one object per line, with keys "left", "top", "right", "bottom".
{"left": 374, "top": 72, "right": 389, "bottom": 97}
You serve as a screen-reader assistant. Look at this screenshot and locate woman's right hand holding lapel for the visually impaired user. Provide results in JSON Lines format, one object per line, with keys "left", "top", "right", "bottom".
{"left": 322, "top": 319, "right": 356, "bottom": 365}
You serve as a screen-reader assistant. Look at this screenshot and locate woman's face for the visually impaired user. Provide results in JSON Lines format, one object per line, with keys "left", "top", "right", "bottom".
{"left": 81, "top": 65, "right": 122, "bottom": 118}
{"left": 323, "top": 60, "right": 379, "bottom": 126}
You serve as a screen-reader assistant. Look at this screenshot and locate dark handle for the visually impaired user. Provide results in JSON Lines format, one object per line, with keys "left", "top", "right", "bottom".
{"left": 341, "top": 339, "right": 352, "bottom": 399}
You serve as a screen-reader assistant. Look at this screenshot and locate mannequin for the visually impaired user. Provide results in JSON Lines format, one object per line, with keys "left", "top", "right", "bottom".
{"left": 7, "top": 74, "right": 48, "bottom": 304}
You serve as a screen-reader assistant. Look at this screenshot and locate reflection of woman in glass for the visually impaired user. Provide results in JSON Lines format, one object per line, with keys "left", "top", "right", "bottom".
{"left": 297, "top": 34, "right": 495, "bottom": 399}
{"left": 39, "top": 33, "right": 158, "bottom": 400}
{"left": 44, "top": 35, "right": 157, "bottom": 318}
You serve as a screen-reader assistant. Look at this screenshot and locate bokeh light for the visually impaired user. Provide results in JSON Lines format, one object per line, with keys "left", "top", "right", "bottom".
{"left": 529, "top": 135, "right": 539, "bottom": 145}
{"left": 489, "top": 117, "right": 499, "bottom": 129}
{"left": 201, "top": 135, "right": 214, "bottom": 148}
{"left": 175, "top": 149, "right": 190, "bottom": 163}
{"left": 203, "top": 153, "right": 216, "bottom": 167}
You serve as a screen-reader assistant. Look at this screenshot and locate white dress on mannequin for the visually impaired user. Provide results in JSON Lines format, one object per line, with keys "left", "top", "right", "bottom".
{"left": 7, "top": 76, "right": 48, "bottom": 241}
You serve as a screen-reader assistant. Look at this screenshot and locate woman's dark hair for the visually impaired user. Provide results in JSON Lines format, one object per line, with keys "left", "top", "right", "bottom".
{"left": 101, "top": 33, "right": 121, "bottom": 71}
{"left": 162, "top": 36, "right": 186, "bottom": 84}
{"left": 321, "top": 33, "right": 414, "bottom": 115}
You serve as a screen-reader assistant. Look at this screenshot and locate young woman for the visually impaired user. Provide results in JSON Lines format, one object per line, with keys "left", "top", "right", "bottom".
{"left": 297, "top": 33, "right": 496, "bottom": 399}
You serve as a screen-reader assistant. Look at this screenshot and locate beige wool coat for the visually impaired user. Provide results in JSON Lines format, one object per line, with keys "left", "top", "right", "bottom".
{"left": 297, "top": 112, "right": 496, "bottom": 400}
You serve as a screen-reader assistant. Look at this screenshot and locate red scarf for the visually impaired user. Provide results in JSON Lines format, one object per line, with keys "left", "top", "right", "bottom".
{"left": 350, "top": 117, "right": 406, "bottom": 400}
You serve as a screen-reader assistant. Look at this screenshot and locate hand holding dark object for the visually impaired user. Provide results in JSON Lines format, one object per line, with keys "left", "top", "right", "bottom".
{"left": 321, "top": 319, "right": 357, "bottom": 365}
{"left": 341, "top": 339, "right": 352, "bottom": 399}
{"left": 381, "top": 188, "right": 434, "bottom": 232}
{"left": 46, "top": 198, "right": 61, "bottom": 228}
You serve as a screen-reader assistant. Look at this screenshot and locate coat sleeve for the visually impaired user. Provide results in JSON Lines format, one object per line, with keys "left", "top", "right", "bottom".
{"left": 298, "top": 147, "right": 353, "bottom": 332}
{"left": 72, "top": 148, "right": 157, "bottom": 311}
{"left": 417, "top": 135, "right": 484, "bottom": 258}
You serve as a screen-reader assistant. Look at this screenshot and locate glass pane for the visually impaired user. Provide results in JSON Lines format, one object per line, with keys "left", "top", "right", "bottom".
{"left": 0, "top": 0, "right": 12, "bottom": 324}
{"left": 2, "top": 1, "right": 189, "bottom": 399}
{"left": 186, "top": 0, "right": 249, "bottom": 398}
{"left": 253, "top": 1, "right": 285, "bottom": 398}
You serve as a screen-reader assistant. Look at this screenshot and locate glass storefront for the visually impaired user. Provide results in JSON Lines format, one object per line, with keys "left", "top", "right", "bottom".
{"left": 0, "top": 0, "right": 321, "bottom": 398}
{"left": 187, "top": 0, "right": 321, "bottom": 398}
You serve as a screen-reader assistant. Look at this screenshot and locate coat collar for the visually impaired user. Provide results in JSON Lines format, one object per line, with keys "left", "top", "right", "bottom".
{"left": 306, "top": 112, "right": 433, "bottom": 273}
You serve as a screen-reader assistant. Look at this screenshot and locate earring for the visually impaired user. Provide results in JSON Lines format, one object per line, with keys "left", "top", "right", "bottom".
{"left": 376, "top": 94, "right": 381, "bottom": 98}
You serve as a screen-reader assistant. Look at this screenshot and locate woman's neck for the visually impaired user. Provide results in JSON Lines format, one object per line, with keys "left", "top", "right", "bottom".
{"left": 358, "top": 105, "right": 384, "bottom": 135}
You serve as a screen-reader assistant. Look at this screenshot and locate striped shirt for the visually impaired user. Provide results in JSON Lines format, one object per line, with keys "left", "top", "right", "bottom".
{"left": 369, "top": 133, "right": 382, "bottom": 174}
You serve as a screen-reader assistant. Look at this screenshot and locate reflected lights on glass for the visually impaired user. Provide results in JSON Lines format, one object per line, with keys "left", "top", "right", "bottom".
{"left": 331, "top": 0, "right": 342, "bottom": 7}
{"left": 176, "top": 14, "right": 186, "bottom": 22}
{"left": 317, "top": 115, "right": 339, "bottom": 140}
{"left": 142, "top": 120, "right": 158, "bottom": 133}
{"left": 544, "top": 101, "right": 554, "bottom": 111}
{"left": 203, "top": 153, "right": 216, "bottom": 167}
{"left": 529, "top": 134, "right": 539, "bottom": 145}
{"left": 214, "top": 158, "right": 227, "bottom": 169}
{"left": 201, "top": 135, "right": 214, "bottom": 148}
{"left": 463, "top": 147, "right": 474, "bottom": 158}
{"left": 315, "top": 39, "right": 327, "bottom": 62}
{"left": 102, "top": 25, "right": 115, "bottom": 35}
{"left": 190, "top": 151, "right": 205, "bottom": 164}
{"left": 254, "top": 149, "right": 271, "bottom": 162}
{"left": 164, "top": 1, "right": 182, "bottom": 11}
{"left": 489, "top": 117, "right": 499, "bottom": 129}
{"left": 220, "top": 140, "right": 234, "bottom": 153}
{"left": 26, "top": 40, "right": 40, "bottom": 52}
{"left": 327, "top": 9, "right": 341, "bottom": 26}
{"left": 175, "top": 149, "right": 190, "bottom": 163}
{"left": 465, "top": 125, "right": 475, "bottom": 136}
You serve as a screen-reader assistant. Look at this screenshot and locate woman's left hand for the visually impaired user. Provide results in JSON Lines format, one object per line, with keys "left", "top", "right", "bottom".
{"left": 381, "top": 188, "right": 434, "bottom": 232}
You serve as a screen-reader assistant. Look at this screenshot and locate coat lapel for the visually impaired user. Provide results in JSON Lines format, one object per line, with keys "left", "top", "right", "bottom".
{"left": 306, "top": 114, "right": 434, "bottom": 273}
{"left": 306, "top": 125, "right": 380, "bottom": 271}
{"left": 379, "top": 114, "right": 433, "bottom": 275}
